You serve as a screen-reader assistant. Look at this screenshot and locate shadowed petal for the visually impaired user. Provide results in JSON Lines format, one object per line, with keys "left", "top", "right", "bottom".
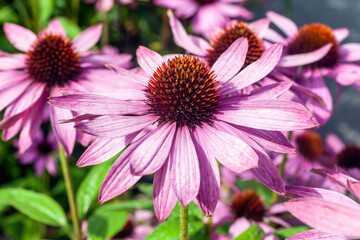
{"left": 221, "top": 43, "right": 283, "bottom": 95}
{"left": 153, "top": 159, "right": 178, "bottom": 221}
{"left": 0, "top": 78, "right": 32, "bottom": 112}
{"left": 213, "top": 38, "right": 248, "bottom": 83}
{"left": 170, "top": 126, "right": 200, "bottom": 206}
{"left": 75, "top": 115, "right": 156, "bottom": 138}
{"left": 218, "top": 99, "right": 318, "bottom": 131}
{"left": 312, "top": 168, "right": 358, "bottom": 193}
{"left": 340, "top": 43, "right": 360, "bottom": 61}
{"left": 136, "top": 46, "right": 164, "bottom": 76}
{"left": 249, "top": 18, "right": 270, "bottom": 38}
{"left": 167, "top": 10, "right": 209, "bottom": 56}
{"left": 3, "top": 23, "right": 37, "bottom": 52}
{"left": 108, "top": 64, "right": 149, "bottom": 86}
{"left": 130, "top": 123, "right": 176, "bottom": 175}
{"left": 73, "top": 24, "right": 103, "bottom": 53}
{"left": 278, "top": 43, "right": 332, "bottom": 67}
{"left": 325, "top": 133, "right": 344, "bottom": 154}
{"left": 285, "top": 197, "right": 360, "bottom": 238}
{"left": 266, "top": 11, "right": 298, "bottom": 38}
{"left": 49, "top": 94, "right": 148, "bottom": 115}
{"left": 288, "top": 229, "right": 347, "bottom": 240}
{"left": 347, "top": 180, "right": 360, "bottom": 200}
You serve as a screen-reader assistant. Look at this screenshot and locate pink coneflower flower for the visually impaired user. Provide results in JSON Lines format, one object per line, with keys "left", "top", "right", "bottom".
{"left": 284, "top": 170, "right": 360, "bottom": 238}
{"left": 156, "top": 0, "right": 253, "bottom": 37}
{"left": 265, "top": 11, "right": 360, "bottom": 124}
{"left": 168, "top": 10, "right": 267, "bottom": 70}
{"left": 212, "top": 189, "right": 290, "bottom": 239}
{"left": 282, "top": 130, "right": 336, "bottom": 187}
{"left": 49, "top": 39, "right": 318, "bottom": 220}
{"left": 84, "top": 0, "right": 137, "bottom": 12}
{"left": 15, "top": 130, "right": 58, "bottom": 177}
{"left": 0, "top": 20, "right": 132, "bottom": 156}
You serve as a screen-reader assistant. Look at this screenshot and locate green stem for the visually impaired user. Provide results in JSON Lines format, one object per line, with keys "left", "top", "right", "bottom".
{"left": 30, "top": 0, "right": 39, "bottom": 33}
{"left": 58, "top": 144, "right": 81, "bottom": 240}
{"left": 279, "top": 131, "right": 293, "bottom": 178}
{"left": 101, "top": 12, "right": 109, "bottom": 47}
{"left": 205, "top": 215, "right": 212, "bottom": 240}
{"left": 71, "top": 0, "right": 80, "bottom": 24}
{"left": 180, "top": 204, "right": 188, "bottom": 240}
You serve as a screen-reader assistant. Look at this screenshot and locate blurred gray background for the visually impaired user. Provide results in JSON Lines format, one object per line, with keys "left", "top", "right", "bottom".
{"left": 253, "top": 0, "right": 360, "bottom": 144}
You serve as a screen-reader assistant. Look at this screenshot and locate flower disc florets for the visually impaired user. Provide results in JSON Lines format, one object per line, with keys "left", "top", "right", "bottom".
{"left": 230, "top": 189, "right": 266, "bottom": 221}
{"left": 337, "top": 145, "right": 360, "bottom": 169}
{"left": 288, "top": 23, "right": 339, "bottom": 69}
{"left": 196, "top": 0, "right": 216, "bottom": 4}
{"left": 26, "top": 33, "right": 81, "bottom": 87}
{"left": 207, "top": 22, "right": 264, "bottom": 68}
{"left": 146, "top": 56, "right": 221, "bottom": 128}
{"left": 295, "top": 131, "right": 324, "bottom": 160}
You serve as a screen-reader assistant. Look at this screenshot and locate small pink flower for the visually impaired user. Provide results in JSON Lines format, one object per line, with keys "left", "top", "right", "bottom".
{"left": 156, "top": 0, "right": 253, "bottom": 37}
{"left": 84, "top": 0, "right": 137, "bottom": 12}
{"left": 0, "top": 20, "right": 132, "bottom": 156}
{"left": 15, "top": 130, "right": 58, "bottom": 177}
{"left": 50, "top": 39, "right": 318, "bottom": 221}
{"left": 265, "top": 11, "right": 360, "bottom": 125}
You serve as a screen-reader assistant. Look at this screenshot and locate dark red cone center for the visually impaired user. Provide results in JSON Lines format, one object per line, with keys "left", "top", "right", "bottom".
{"left": 230, "top": 189, "right": 266, "bottom": 221}
{"left": 337, "top": 145, "right": 360, "bottom": 169}
{"left": 295, "top": 131, "right": 324, "bottom": 161}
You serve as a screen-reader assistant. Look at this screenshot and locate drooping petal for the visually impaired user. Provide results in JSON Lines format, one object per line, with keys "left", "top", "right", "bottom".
{"left": 278, "top": 43, "right": 332, "bottom": 67}
{"left": 249, "top": 18, "right": 270, "bottom": 39}
{"left": 287, "top": 229, "right": 348, "bottom": 240}
{"left": 347, "top": 180, "right": 360, "bottom": 200}
{"left": 312, "top": 168, "right": 358, "bottom": 192}
{"left": 192, "top": 130, "right": 220, "bottom": 216}
{"left": 167, "top": 10, "right": 209, "bottom": 56}
{"left": 0, "top": 78, "right": 32, "bottom": 112}
{"left": 212, "top": 38, "right": 248, "bottom": 83}
{"left": 153, "top": 159, "right": 178, "bottom": 222}
{"left": 75, "top": 114, "right": 156, "bottom": 138}
{"left": 130, "top": 123, "right": 176, "bottom": 175}
{"left": 46, "top": 19, "right": 66, "bottom": 36}
{"left": 48, "top": 93, "right": 148, "bottom": 115}
{"left": 285, "top": 197, "right": 360, "bottom": 238}
{"left": 333, "top": 28, "right": 349, "bottom": 43}
{"left": 3, "top": 23, "right": 37, "bottom": 52}
{"left": 221, "top": 43, "right": 283, "bottom": 94}
{"left": 77, "top": 137, "right": 128, "bottom": 167}
{"left": 108, "top": 64, "right": 149, "bottom": 86}
{"left": 340, "top": 43, "right": 360, "bottom": 61}
{"left": 195, "top": 124, "right": 258, "bottom": 172}
{"left": 170, "top": 126, "right": 200, "bottom": 206}
{"left": 136, "top": 46, "right": 164, "bottom": 76}
{"left": 266, "top": 11, "right": 298, "bottom": 38}
{"left": 218, "top": 99, "right": 318, "bottom": 131}
{"left": 73, "top": 24, "right": 103, "bottom": 53}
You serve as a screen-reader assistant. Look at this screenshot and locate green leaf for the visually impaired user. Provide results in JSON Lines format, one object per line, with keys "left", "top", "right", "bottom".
{"left": 0, "top": 188, "right": 67, "bottom": 226}
{"left": 55, "top": 17, "right": 81, "bottom": 38}
{"left": 233, "top": 224, "right": 264, "bottom": 240}
{"left": 76, "top": 160, "right": 113, "bottom": 218}
{"left": 137, "top": 183, "right": 153, "bottom": 198}
{"left": 1, "top": 213, "right": 45, "bottom": 240}
{"left": 98, "top": 200, "right": 154, "bottom": 212}
{"left": 169, "top": 202, "right": 204, "bottom": 220}
{"left": 87, "top": 209, "right": 128, "bottom": 240}
{"left": 0, "top": 5, "right": 19, "bottom": 24}
{"left": 38, "top": 0, "right": 54, "bottom": 25}
{"left": 146, "top": 216, "right": 203, "bottom": 240}
{"left": 275, "top": 226, "right": 311, "bottom": 239}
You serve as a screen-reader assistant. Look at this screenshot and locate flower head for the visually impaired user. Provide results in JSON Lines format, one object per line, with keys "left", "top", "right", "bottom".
{"left": 0, "top": 20, "right": 132, "bottom": 156}
{"left": 156, "top": 0, "right": 253, "bottom": 37}
{"left": 49, "top": 39, "right": 318, "bottom": 221}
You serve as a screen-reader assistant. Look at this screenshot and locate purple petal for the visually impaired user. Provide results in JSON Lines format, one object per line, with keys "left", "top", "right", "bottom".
{"left": 170, "top": 126, "right": 200, "bottom": 206}
{"left": 0, "top": 56, "right": 27, "bottom": 70}
{"left": 81, "top": 53, "right": 132, "bottom": 68}
{"left": 249, "top": 18, "right": 270, "bottom": 38}
{"left": 167, "top": 10, "right": 209, "bottom": 56}
{"left": 264, "top": 28, "right": 285, "bottom": 43}
{"left": 45, "top": 156, "right": 58, "bottom": 176}
{"left": 333, "top": 28, "right": 349, "bottom": 42}
{"left": 136, "top": 46, "right": 164, "bottom": 76}
{"left": 73, "top": 24, "right": 103, "bottom": 53}
{"left": 218, "top": 99, "right": 318, "bottom": 131}
{"left": 213, "top": 38, "right": 248, "bottom": 83}
{"left": 78, "top": 137, "right": 128, "bottom": 167}
{"left": 347, "top": 180, "right": 360, "bottom": 200}
{"left": 247, "top": 81, "right": 293, "bottom": 100}
{"left": 287, "top": 229, "right": 348, "bottom": 240}
{"left": 340, "top": 43, "right": 360, "bottom": 61}
{"left": 153, "top": 159, "right": 178, "bottom": 222}
{"left": 325, "top": 133, "right": 344, "bottom": 154}
{"left": 130, "top": 123, "right": 176, "bottom": 175}
{"left": 192, "top": 130, "right": 220, "bottom": 216}
{"left": 48, "top": 93, "right": 148, "bottom": 115}
{"left": 2, "top": 111, "right": 29, "bottom": 141}
{"left": 266, "top": 11, "right": 298, "bottom": 38}
{"left": 75, "top": 115, "right": 156, "bottom": 138}
{"left": 108, "top": 64, "right": 149, "bottom": 86}
{"left": 312, "top": 168, "right": 358, "bottom": 192}
{"left": 278, "top": 43, "right": 332, "bottom": 67}
{"left": 99, "top": 144, "right": 142, "bottom": 203}
{"left": 0, "top": 78, "right": 32, "bottom": 112}
{"left": 3, "top": 23, "right": 37, "bottom": 52}
{"left": 221, "top": 43, "right": 283, "bottom": 94}
{"left": 46, "top": 20, "right": 66, "bottom": 36}
{"left": 195, "top": 123, "right": 258, "bottom": 173}
{"left": 285, "top": 197, "right": 360, "bottom": 238}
